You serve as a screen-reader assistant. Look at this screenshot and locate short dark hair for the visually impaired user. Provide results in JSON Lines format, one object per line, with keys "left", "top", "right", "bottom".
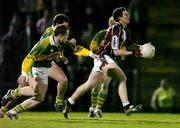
{"left": 54, "top": 24, "right": 69, "bottom": 36}
{"left": 53, "top": 14, "right": 69, "bottom": 26}
{"left": 112, "top": 7, "right": 126, "bottom": 22}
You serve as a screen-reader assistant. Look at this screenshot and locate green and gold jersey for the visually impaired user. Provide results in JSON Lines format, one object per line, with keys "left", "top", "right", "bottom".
{"left": 89, "top": 29, "right": 106, "bottom": 53}
{"left": 40, "top": 26, "right": 91, "bottom": 56}
{"left": 40, "top": 26, "right": 54, "bottom": 40}
{"left": 22, "top": 36, "right": 75, "bottom": 74}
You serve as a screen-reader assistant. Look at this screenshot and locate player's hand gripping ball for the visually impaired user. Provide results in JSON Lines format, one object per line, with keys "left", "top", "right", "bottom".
{"left": 140, "top": 43, "right": 155, "bottom": 58}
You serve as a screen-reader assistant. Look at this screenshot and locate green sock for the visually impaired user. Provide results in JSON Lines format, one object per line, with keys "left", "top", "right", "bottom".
{"left": 11, "top": 88, "right": 20, "bottom": 99}
{"left": 0, "top": 106, "right": 7, "bottom": 113}
{"left": 55, "top": 96, "right": 63, "bottom": 105}
{"left": 13, "top": 104, "right": 26, "bottom": 114}
{"left": 97, "top": 89, "right": 108, "bottom": 109}
{"left": 91, "top": 89, "right": 98, "bottom": 108}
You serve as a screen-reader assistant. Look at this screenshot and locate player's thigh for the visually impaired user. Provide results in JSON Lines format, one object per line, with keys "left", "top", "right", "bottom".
{"left": 36, "top": 83, "right": 48, "bottom": 99}
{"left": 48, "top": 64, "right": 67, "bottom": 82}
{"left": 28, "top": 77, "right": 39, "bottom": 91}
{"left": 87, "top": 70, "right": 103, "bottom": 86}
{"left": 103, "top": 63, "right": 126, "bottom": 81}
{"left": 30, "top": 67, "right": 49, "bottom": 92}
{"left": 112, "top": 64, "right": 126, "bottom": 81}
{"left": 29, "top": 77, "right": 48, "bottom": 101}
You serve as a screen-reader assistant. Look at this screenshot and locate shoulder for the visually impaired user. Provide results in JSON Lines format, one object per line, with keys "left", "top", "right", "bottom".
{"left": 155, "top": 87, "right": 163, "bottom": 93}
{"left": 39, "top": 36, "right": 51, "bottom": 45}
{"left": 106, "top": 23, "right": 122, "bottom": 36}
{"left": 95, "top": 29, "right": 106, "bottom": 37}
{"left": 112, "top": 23, "right": 122, "bottom": 31}
{"left": 46, "top": 27, "right": 54, "bottom": 33}
{"left": 98, "top": 29, "right": 107, "bottom": 34}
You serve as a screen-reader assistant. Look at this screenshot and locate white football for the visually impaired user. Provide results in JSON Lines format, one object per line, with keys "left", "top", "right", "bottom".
{"left": 140, "top": 43, "right": 155, "bottom": 58}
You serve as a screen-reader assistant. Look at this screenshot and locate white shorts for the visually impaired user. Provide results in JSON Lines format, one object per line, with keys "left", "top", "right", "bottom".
{"left": 32, "top": 67, "right": 48, "bottom": 85}
{"left": 92, "top": 55, "right": 115, "bottom": 72}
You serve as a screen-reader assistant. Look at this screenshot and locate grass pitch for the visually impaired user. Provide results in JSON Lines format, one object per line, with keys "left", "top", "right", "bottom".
{"left": 0, "top": 112, "right": 179, "bottom": 128}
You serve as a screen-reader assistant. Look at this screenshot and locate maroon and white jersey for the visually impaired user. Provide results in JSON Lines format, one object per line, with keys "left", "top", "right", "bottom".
{"left": 99, "top": 22, "right": 133, "bottom": 59}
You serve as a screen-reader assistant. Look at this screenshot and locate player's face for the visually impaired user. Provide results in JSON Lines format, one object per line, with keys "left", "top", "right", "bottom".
{"left": 121, "top": 10, "right": 130, "bottom": 25}
{"left": 57, "top": 29, "right": 69, "bottom": 44}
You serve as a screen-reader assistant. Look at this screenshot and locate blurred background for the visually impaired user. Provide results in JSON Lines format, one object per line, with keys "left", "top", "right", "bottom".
{"left": 0, "top": 0, "right": 179, "bottom": 113}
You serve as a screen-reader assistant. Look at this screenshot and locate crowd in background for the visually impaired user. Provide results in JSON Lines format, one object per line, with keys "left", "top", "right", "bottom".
{"left": 0, "top": 0, "right": 148, "bottom": 111}
{"left": 0, "top": 0, "right": 131, "bottom": 81}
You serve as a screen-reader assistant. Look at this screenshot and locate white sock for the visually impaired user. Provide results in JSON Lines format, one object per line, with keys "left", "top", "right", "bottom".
{"left": 68, "top": 98, "right": 75, "bottom": 105}
{"left": 89, "top": 107, "right": 95, "bottom": 111}
{"left": 122, "top": 101, "right": 130, "bottom": 107}
{"left": 9, "top": 110, "right": 17, "bottom": 114}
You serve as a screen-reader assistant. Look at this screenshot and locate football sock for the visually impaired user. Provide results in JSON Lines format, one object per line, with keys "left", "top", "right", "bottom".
{"left": 11, "top": 88, "right": 20, "bottom": 99}
{"left": 0, "top": 106, "right": 7, "bottom": 113}
{"left": 122, "top": 101, "right": 130, "bottom": 107}
{"left": 122, "top": 101, "right": 130, "bottom": 110}
{"left": 96, "top": 89, "right": 107, "bottom": 109}
{"left": 13, "top": 104, "right": 26, "bottom": 113}
{"left": 91, "top": 89, "right": 98, "bottom": 108}
{"left": 55, "top": 96, "right": 63, "bottom": 105}
{"left": 68, "top": 98, "right": 75, "bottom": 105}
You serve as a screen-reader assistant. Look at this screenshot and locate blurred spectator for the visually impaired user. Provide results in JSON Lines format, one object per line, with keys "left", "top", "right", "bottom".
{"left": 0, "top": 43, "right": 3, "bottom": 67}
{"left": 18, "top": 0, "right": 36, "bottom": 13}
{"left": 10, "top": 13, "right": 22, "bottom": 33}
{"left": 36, "top": 10, "right": 51, "bottom": 37}
{"left": 151, "top": 78, "right": 176, "bottom": 113}
{"left": 18, "top": 0, "right": 46, "bottom": 23}
{"left": 0, "top": 16, "right": 3, "bottom": 68}
{"left": 1, "top": 24, "right": 22, "bottom": 81}
{"left": 36, "top": 0, "right": 46, "bottom": 18}
{"left": 19, "top": 15, "right": 37, "bottom": 56}
{"left": 0, "top": 88, "right": 2, "bottom": 100}
{"left": 81, "top": 22, "right": 95, "bottom": 48}
{"left": 51, "top": 0, "right": 58, "bottom": 15}
{"left": 128, "top": 0, "right": 148, "bottom": 43}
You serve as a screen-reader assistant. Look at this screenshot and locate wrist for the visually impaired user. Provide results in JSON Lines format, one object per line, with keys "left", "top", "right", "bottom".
{"left": 21, "top": 72, "right": 29, "bottom": 81}
{"left": 89, "top": 51, "right": 94, "bottom": 57}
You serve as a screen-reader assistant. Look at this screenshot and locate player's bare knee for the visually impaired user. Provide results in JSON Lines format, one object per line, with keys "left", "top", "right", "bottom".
{"left": 117, "top": 73, "right": 127, "bottom": 82}
{"left": 57, "top": 76, "right": 68, "bottom": 85}
{"left": 35, "top": 95, "right": 45, "bottom": 102}
{"left": 88, "top": 82, "right": 97, "bottom": 90}
{"left": 61, "top": 77, "right": 68, "bottom": 86}
{"left": 122, "top": 75, "right": 127, "bottom": 82}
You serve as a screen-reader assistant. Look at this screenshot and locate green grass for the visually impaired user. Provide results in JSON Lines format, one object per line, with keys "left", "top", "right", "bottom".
{"left": 0, "top": 112, "right": 180, "bottom": 128}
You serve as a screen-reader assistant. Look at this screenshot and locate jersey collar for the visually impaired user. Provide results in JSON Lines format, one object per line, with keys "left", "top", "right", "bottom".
{"left": 50, "top": 35, "right": 58, "bottom": 46}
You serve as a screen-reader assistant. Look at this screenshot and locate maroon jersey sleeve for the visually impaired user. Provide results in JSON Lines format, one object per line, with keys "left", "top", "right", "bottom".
{"left": 98, "top": 23, "right": 121, "bottom": 54}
